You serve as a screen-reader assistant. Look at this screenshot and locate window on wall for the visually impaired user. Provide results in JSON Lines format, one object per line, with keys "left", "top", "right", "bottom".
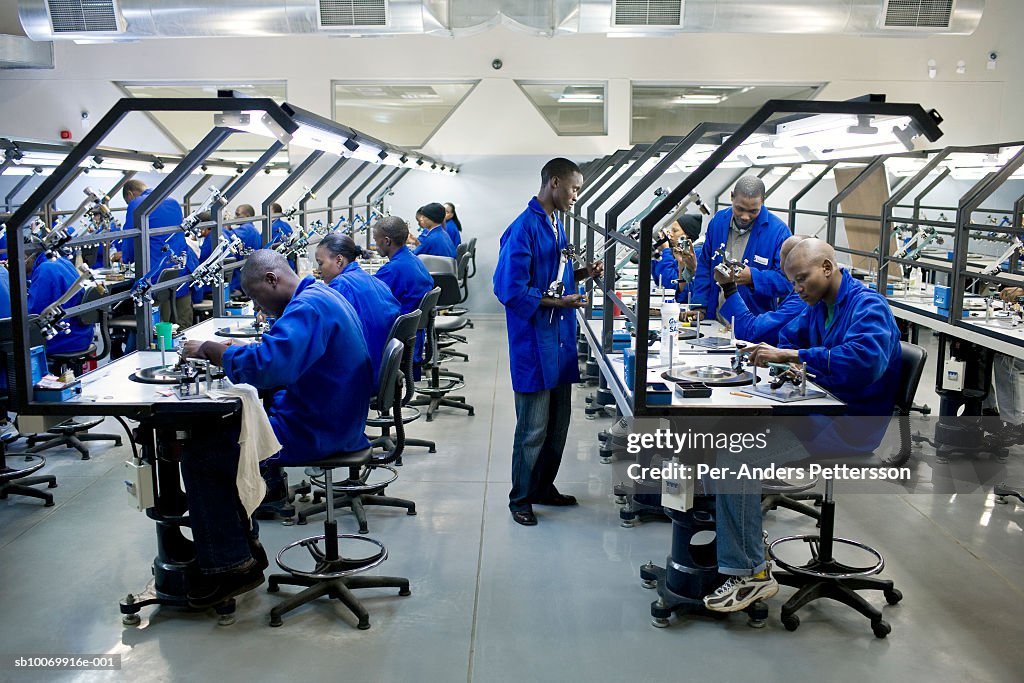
{"left": 332, "top": 81, "right": 479, "bottom": 149}
{"left": 630, "top": 83, "right": 824, "bottom": 144}
{"left": 516, "top": 82, "right": 607, "bottom": 136}
{"left": 116, "top": 82, "right": 289, "bottom": 164}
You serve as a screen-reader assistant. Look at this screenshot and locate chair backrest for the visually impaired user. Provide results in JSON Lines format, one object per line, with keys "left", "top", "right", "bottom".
{"left": 415, "top": 287, "right": 441, "bottom": 332}
{"left": 419, "top": 255, "right": 460, "bottom": 308}
{"left": 386, "top": 310, "right": 422, "bottom": 404}
{"left": 456, "top": 252, "right": 471, "bottom": 303}
{"left": 895, "top": 341, "right": 927, "bottom": 415}
{"left": 77, "top": 285, "right": 112, "bottom": 361}
{"left": 456, "top": 242, "right": 469, "bottom": 261}
{"left": 373, "top": 338, "right": 407, "bottom": 465}
{"left": 466, "top": 237, "right": 478, "bottom": 278}
{"left": 154, "top": 267, "right": 182, "bottom": 306}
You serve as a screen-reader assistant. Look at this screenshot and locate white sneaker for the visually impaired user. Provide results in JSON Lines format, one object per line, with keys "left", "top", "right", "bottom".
{"left": 0, "top": 420, "right": 19, "bottom": 444}
{"left": 704, "top": 568, "right": 779, "bottom": 613}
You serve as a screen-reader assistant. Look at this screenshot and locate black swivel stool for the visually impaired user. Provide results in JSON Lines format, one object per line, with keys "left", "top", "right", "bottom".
{"left": 768, "top": 341, "right": 927, "bottom": 638}
{"left": 0, "top": 432, "right": 57, "bottom": 507}
{"left": 410, "top": 284, "right": 474, "bottom": 421}
{"left": 268, "top": 447, "right": 410, "bottom": 629}
{"left": 294, "top": 339, "right": 418, "bottom": 532}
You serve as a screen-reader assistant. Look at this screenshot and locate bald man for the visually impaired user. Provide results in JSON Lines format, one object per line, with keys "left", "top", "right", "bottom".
{"left": 702, "top": 239, "right": 901, "bottom": 614}
{"left": 179, "top": 249, "right": 373, "bottom": 608}
{"left": 715, "top": 234, "right": 809, "bottom": 345}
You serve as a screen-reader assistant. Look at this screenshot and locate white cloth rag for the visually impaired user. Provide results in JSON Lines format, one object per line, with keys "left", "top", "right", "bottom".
{"left": 208, "top": 383, "right": 282, "bottom": 518}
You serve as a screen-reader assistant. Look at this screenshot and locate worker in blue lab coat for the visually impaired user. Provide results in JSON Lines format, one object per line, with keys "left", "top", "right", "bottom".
{"left": 493, "top": 158, "right": 603, "bottom": 527}
{"left": 701, "top": 239, "right": 901, "bottom": 615}
{"left": 180, "top": 249, "right": 372, "bottom": 607}
{"left": 269, "top": 202, "right": 298, "bottom": 271}
{"left": 443, "top": 202, "right": 463, "bottom": 250}
{"left": 116, "top": 180, "right": 197, "bottom": 327}
{"left": 228, "top": 204, "right": 264, "bottom": 295}
{"left": 717, "top": 234, "right": 809, "bottom": 345}
{"left": 685, "top": 176, "right": 792, "bottom": 323}
{"left": 0, "top": 266, "right": 11, "bottom": 319}
{"left": 413, "top": 203, "right": 457, "bottom": 258}
{"left": 651, "top": 213, "right": 703, "bottom": 303}
{"left": 25, "top": 248, "right": 93, "bottom": 357}
{"left": 373, "top": 216, "right": 435, "bottom": 374}
{"left": 316, "top": 232, "right": 400, "bottom": 387}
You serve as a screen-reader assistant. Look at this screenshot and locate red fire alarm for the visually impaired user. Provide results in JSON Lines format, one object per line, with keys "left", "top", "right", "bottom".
{"left": 59, "top": 129, "right": 72, "bottom": 140}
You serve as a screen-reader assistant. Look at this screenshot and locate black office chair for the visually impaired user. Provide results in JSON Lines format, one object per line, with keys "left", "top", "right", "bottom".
{"left": 267, "top": 339, "right": 411, "bottom": 629}
{"left": 0, "top": 319, "right": 57, "bottom": 506}
{"left": 420, "top": 254, "right": 470, "bottom": 364}
{"left": 295, "top": 339, "right": 418, "bottom": 532}
{"left": 446, "top": 251, "right": 474, "bottom": 328}
{"left": 410, "top": 284, "right": 474, "bottom": 421}
{"left": 465, "top": 237, "right": 478, "bottom": 279}
{"left": 368, "top": 311, "right": 435, "bottom": 458}
{"left": 768, "top": 341, "right": 926, "bottom": 638}
{"left": 24, "top": 287, "right": 123, "bottom": 460}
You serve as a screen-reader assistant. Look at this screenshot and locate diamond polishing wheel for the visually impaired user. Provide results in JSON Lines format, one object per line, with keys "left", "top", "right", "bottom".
{"left": 660, "top": 366, "right": 755, "bottom": 387}
{"left": 215, "top": 324, "right": 262, "bottom": 338}
{"left": 130, "top": 364, "right": 226, "bottom": 385}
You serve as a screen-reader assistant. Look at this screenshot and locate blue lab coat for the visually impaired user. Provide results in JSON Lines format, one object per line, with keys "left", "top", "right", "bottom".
{"left": 721, "top": 290, "right": 805, "bottom": 346}
{"left": 0, "top": 267, "right": 11, "bottom": 318}
{"left": 271, "top": 218, "right": 293, "bottom": 244}
{"left": 230, "top": 221, "right": 264, "bottom": 293}
{"left": 375, "top": 245, "right": 433, "bottom": 365}
{"left": 414, "top": 226, "right": 457, "bottom": 258}
{"left": 443, "top": 220, "right": 462, "bottom": 249}
{"left": 328, "top": 262, "right": 401, "bottom": 387}
{"left": 779, "top": 269, "right": 901, "bottom": 452}
{"left": 690, "top": 205, "right": 792, "bottom": 320}
{"left": 28, "top": 253, "right": 93, "bottom": 355}
{"left": 651, "top": 247, "right": 694, "bottom": 303}
{"left": 120, "top": 190, "right": 196, "bottom": 300}
{"left": 221, "top": 276, "right": 372, "bottom": 466}
{"left": 493, "top": 197, "right": 580, "bottom": 393}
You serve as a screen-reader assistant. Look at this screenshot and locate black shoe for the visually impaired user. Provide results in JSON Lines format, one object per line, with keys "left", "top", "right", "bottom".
{"left": 253, "top": 496, "right": 294, "bottom": 520}
{"left": 511, "top": 510, "right": 538, "bottom": 526}
{"left": 248, "top": 537, "right": 269, "bottom": 571}
{"left": 534, "top": 493, "right": 578, "bottom": 506}
{"left": 187, "top": 562, "right": 266, "bottom": 609}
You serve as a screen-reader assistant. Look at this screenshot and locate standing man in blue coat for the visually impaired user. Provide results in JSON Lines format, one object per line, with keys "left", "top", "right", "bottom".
{"left": 686, "top": 176, "right": 792, "bottom": 323}
{"left": 702, "top": 239, "right": 901, "bottom": 613}
{"left": 117, "top": 180, "right": 197, "bottom": 327}
{"left": 373, "top": 216, "right": 435, "bottom": 374}
{"left": 181, "top": 249, "right": 373, "bottom": 607}
{"left": 316, "top": 232, "right": 400, "bottom": 386}
{"left": 493, "top": 158, "right": 603, "bottom": 527}
{"left": 413, "top": 203, "right": 457, "bottom": 259}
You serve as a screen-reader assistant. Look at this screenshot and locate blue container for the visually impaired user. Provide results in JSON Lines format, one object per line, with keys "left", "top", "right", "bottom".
{"left": 646, "top": 382, "right": 672, "bottom": 405}
{"left": 0, "top": 345, "right": 47, "bottom": 392}
{"left": 934, "top": 285, "right": 951, "bottom": 309}
{"left": 35, "top": 380, "right": 82, "bottom": 403}
{"left": 611, "top": 330, "right": 631, "bottom": 351}
{"left": 623, "top": 348, "right": 636, "bottom": 390}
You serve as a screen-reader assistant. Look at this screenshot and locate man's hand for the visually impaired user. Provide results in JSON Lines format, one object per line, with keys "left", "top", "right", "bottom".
{"left": 542, "top": 293, "right": 587, "bottom": 310}
{"left": 734, "top": 265, "right": 753, "bottom": 287}
{"left": 744, "top": 343, "right": 800, "bottom": 367}
{"left": 713, "top": 263, "right": 737, "bottom": 287}
{"left": 681, "top": 308, "right": 705, "bottom": 322}
{"left": 1000, "top": 287, "right": 1024, "bottom": 303}
{"left": 181, "top": 339, "right": 232, "bottom": 366}
{"left": 574, "top": 261, "right": 604, "bottom": 282}
{"left": 674, "top": 243, "right": 696, "bottom": 273}
{"left": 109, "top": 252, "right": 122, "bottom": 263}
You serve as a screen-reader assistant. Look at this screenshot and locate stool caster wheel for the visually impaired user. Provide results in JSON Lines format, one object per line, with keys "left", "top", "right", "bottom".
{"left": 884, "top": 588, "right": 903, "bottom": 605}
{"left": 122, "top": 613, "right": 141, "bottom": 627}
{"left": 651, "top": 617, "right": 670, "bottom": 629}
{"left": 407, "top": 508, "right": 417, "bottom": 516}
{"left": 782, "top": 614, "right": 800, "bottom": 632}
{"left": 468, "top": 409, "right": 475, "bottom": 416}
{"left": 48, "top": 481, "right": 58, "bottom": 489}
{"left": 641, "top": 579, "right": 656, "bottom": 590}
{"left": 872, "top": 619, "right": 892, "bottom": 638}
{"left": 267, "top": 580, "right": 280, "bottom": 593}
{"left": 429, "top": 446, "right": 437, "bottom": 453}
{"left": 996, "top": 496, "right": 1008, "bottom": 505}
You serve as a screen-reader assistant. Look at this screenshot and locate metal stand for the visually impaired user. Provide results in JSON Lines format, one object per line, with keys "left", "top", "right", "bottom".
{"left": 639, "top": 498, "right": 768, "bottom": 629}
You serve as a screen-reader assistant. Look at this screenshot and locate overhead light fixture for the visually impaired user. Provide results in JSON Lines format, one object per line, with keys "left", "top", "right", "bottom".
{"left": 557, "top": 93, "right": 603, "bottom": 104}
{"left": 672, "top": 94, "right": 725, "bottom": 105}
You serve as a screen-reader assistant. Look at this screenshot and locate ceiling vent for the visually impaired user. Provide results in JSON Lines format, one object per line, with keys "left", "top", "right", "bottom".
{"left": 612, "top": 0, "right": 684, "bottom": 27}
{"left": 882, "top": 0, "right": 955, "bottom": 29}
{"left": 45, "top": 0, "right": 126, "bottom": 33}
{"left": 318, "top": 0, "right": 389, "bottom": 28}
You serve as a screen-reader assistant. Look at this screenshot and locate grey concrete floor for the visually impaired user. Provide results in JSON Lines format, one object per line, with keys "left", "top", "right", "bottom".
{"left": 0, "top": 317, "right": 1022, "bottom": 683}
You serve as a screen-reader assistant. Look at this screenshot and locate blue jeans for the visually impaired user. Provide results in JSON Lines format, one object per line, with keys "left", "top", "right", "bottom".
{"left": 509, "top": 383, "right": 572, "bottom": 512}
{"left": 703, "top": 428, "right": 810, "bottom": 576}
{"left": 179, "top": 425, "right": 257, "bottom": 574}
